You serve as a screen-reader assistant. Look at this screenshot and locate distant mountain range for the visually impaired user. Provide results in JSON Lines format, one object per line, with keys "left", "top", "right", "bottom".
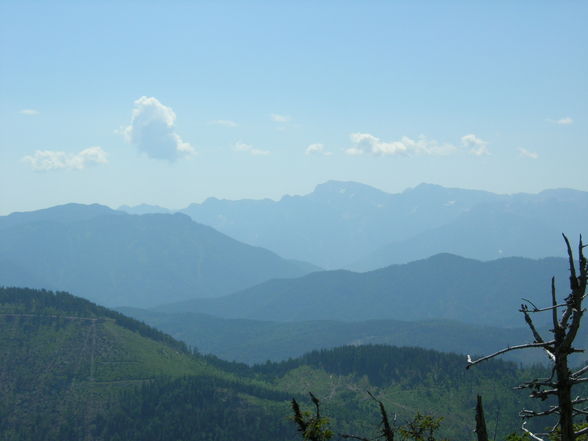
{"left": 156, "top": 253, "right": 570, "bottom": 328}
{"left": 0, "top": 204, "right": 318, "bottom": 307}
{"left": 120, "top": 181, "right": 588, "bottom": 269}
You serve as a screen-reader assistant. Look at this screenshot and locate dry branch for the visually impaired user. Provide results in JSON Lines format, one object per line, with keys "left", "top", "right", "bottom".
{"left": 467, "top": 235, "right": 588, "bottom": 441}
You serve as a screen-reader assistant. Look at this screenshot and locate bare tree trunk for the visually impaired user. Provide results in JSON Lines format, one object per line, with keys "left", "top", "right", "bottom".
{"left": 467, "top": 235, "right": 588, "bottom": 441}
{"left": 557, "top": 358, "right": 574, "bottom": 441}
{"left": 475, "top": 395, "right": 489, "bottom": 441}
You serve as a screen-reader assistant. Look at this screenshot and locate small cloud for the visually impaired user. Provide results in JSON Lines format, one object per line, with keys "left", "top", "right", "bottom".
{"left": 22, "top": 146, "right": 108, "bottom": 171}
{"left": 461, "top": 134, "right": 490, "bottom": 156}
{"left": 346, "top": 133, "right": 457, "bottom": 156}
{"left": 305, "top": 143, "right": 332, "bottom": 156}
{"left": 20, "top": 109, "right": 39, "bottom": 116}
{"left": 208, "top": 119, "right": 238, "bottom": 127}
{"left": 122, "top": 96, "right": 194, "bottom": 161}
{"left": 345, "top": 147, "right": 364, "bottom": 156}
{"left": 547, "top": 116, "right": 573, "bottom": 125}
{"left": 270, "top": 113, "right": 291, "bottom": 123}
{"left": 518, "top": 147, "right": 539, "bottom": 159}
{"left": 234, "top": 141, "right": 270, "bottom": 156}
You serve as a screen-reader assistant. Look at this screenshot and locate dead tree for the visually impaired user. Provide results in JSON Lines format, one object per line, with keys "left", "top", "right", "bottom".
{"left": 292, "top": 391, "right": 450, "bottom": 441}
{"left": 466, "top": 235, "right": 588, "bottom": 441}
{"left": 475, "top": 395, "right": 489, "bottom": 441}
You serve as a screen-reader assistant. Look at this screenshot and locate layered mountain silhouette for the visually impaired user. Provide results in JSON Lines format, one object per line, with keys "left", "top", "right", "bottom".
{"left": 0, "top": 204, "right": 318, "bottom": 307}
{"left": 122, "top": 181, "right": 588, "bottom": 269}
{"left": 352, "top": 188, "right": 588, "bottom": 270}
{"left": 157, "top": 253, "right": 569, "bottom": 328}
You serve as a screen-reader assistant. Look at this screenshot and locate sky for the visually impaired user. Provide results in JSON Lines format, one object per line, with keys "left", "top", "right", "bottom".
{"left": 0, "top": 0, "right": 586, "bottom": 214}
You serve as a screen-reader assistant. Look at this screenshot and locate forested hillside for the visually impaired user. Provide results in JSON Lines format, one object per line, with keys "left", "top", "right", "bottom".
{"left": 0, "top": 287, "right": 550, "bottom": 440}
{"left": 0, "top": 287, "right": 294, "bottom": 440}
{"left": 120, "top": 307, "right": 552, "bottom": 365}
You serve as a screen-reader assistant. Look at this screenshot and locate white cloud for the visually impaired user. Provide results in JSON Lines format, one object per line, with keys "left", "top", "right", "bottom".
{"left": 305, "top": 143, "right": 332, "bottom": 156}
{"left": 547, "top": 116, "right": 573, "bottom": 125}
{"left": 518, "top": 147, "right": 539, "bottom": 159}
{"left": 20, "top": 109, "right": 39, "bottom": 116}
{"left": 122, "top": 96, "right": 194, "bottom": 161}
{"left": 461, "top": 134, "right": 490, "bottom": 156}
{"left": 345, "top": 147, "right": 364, "bottom": 156}
{"left": 345, "top": 133, "right": 457, "bottom": 156}
{"left": 209, "top": 119, "right": 238, "bottom": 127}
{"left": 23, "top": 146, "right": 108, "bottom": 171}
{"left": 234, "top": 141, "right": 270, "bottom": 156}
{"left": 270, "top": 113, "right": 291, "bottom": 123}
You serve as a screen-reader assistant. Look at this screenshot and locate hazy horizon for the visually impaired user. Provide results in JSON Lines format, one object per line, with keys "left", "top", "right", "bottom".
{"left": 3, "top": 179, "right": 587, "bottom": 216}
{"left": 1, "top": 1, "right": 586, "bottom": 213}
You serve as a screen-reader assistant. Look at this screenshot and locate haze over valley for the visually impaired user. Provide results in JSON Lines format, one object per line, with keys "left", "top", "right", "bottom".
{"left": 1, "top": 182, "right": 585, "bottom": 365}
{"left": 1, "top": 1, "right": 586, "bottom": 440}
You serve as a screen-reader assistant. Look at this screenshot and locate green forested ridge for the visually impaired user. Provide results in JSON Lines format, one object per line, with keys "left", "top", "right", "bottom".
{"left": 0, "top": 287, "right": 280, "bottom": 440}
{"left": 0, "top": 287, "right": 552, "bottom": 440}
{"left": 0, "top": 287, "right": 188, "bottom": 352}
{"left": 118, "top": 306, "right": 553, "bottom": 365}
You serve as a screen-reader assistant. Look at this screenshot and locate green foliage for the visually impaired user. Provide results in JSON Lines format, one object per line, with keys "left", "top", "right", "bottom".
{"left": 0, "top": 287, "right": 554, "bottom": 441}
{"left": 292, "top": 394, "right": 334, "bottom": 441}
{"left": 292, "top": 394, "right": 448, "bottom": 441}
{"left": 505, "top": 433, "right": 531, "bottom": 441}
{"left": 120, "top": 307, "right": 554, "bottom": 366}
{"left": 98, "top": 376, "right": 296, "bottom": 441}
{"left": 398, "top": 413, "right": 447, "bottom": 441}
{"left": 0, "top": 286, "right": 189, "bottom": 352}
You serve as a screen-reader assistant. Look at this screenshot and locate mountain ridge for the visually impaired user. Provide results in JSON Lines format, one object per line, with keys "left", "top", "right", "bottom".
{"left": 155, "top": 253, "right": 569, "bottom": 327}
{"left": 0, "top": 205, "right": 319, "bottom": 307}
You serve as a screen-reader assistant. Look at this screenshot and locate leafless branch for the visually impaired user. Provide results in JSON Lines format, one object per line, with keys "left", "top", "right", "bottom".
{"left": 521, "top": 421, "right": 546, "bottom": 441}
{"left": 563, "top": 234, "right": 578, "bottom": 291}
{"left": 516, "top": 381, "right": 557, "bottom": 390}
{"left": 466, "top": 342, "right": 555, "bottom": 369}
{"left": 521, "top": 306, "right": 546, "bottom": 344}
{"left": 520, "top": 406, "right": 559, "bottom": 418}
{"left": 552, "top": 277, "right": 559, "bottom": 330}
{"left": 520, "top": 305, "right": 556, "bottom": 361}
{"left": 571, "top": 364, "right": 588, "bottom": 378}
{"left": 528, "top": 389, "right": 558, "bottom": 400}
{"left": 521, "top": 298, "right": 541, "bottom": 311}
{"left": 521, "top": 303, "right": 569, "bottom": 313}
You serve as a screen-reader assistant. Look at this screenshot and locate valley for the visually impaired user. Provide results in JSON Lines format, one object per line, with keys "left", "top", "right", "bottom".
{"left": 1, "top": 182, "right": 586, "bottom": 440}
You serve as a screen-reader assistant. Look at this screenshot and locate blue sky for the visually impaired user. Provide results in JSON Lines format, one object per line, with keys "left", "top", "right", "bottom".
{"left": 0, "top": 1, "right": 586, "bottom": 214}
